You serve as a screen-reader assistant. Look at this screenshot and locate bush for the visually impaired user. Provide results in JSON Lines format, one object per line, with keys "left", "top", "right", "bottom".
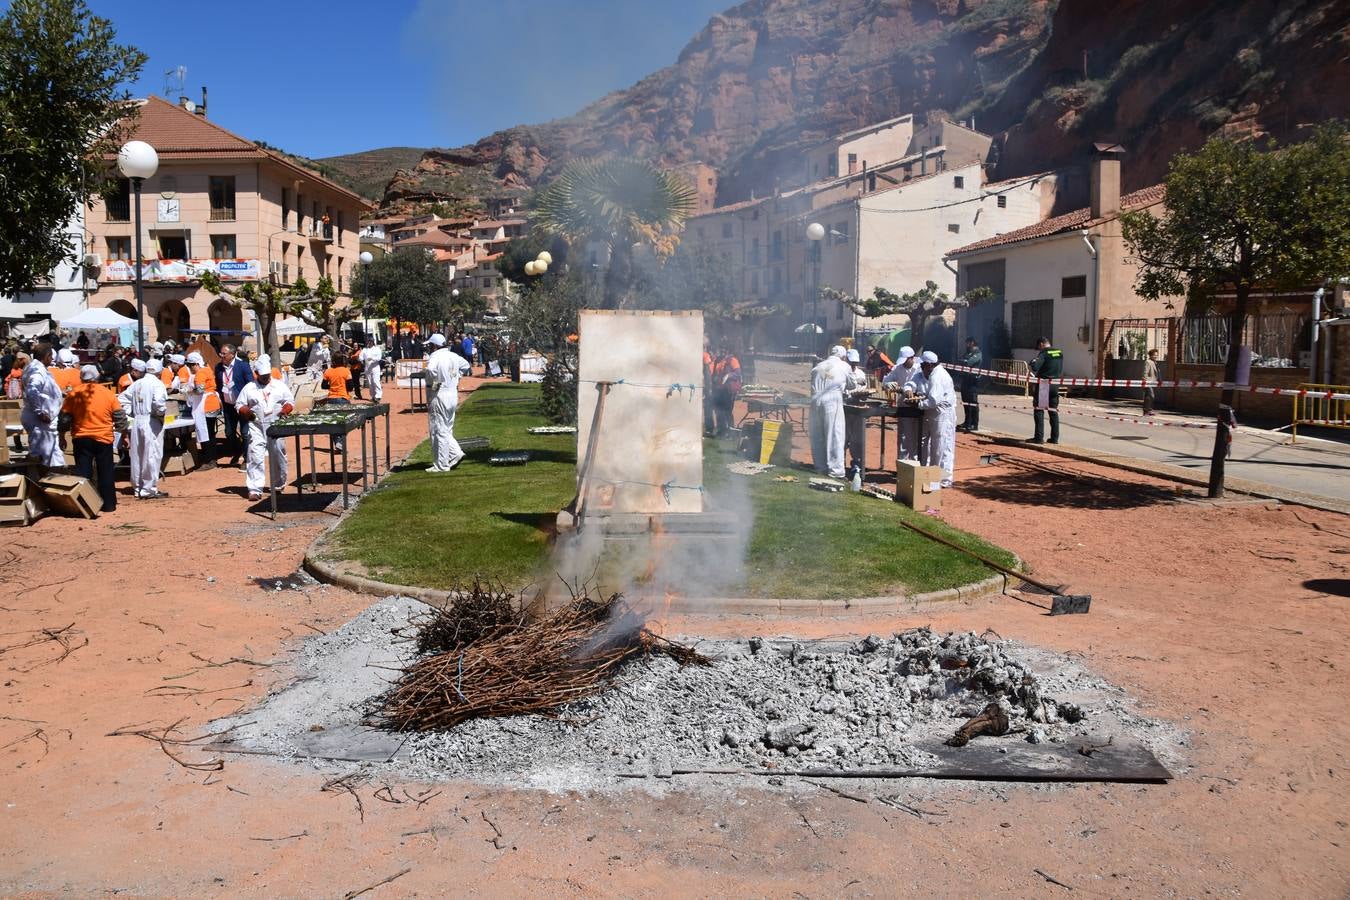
{"left": 540, "top": 353, "right": 577, "bottom": 425}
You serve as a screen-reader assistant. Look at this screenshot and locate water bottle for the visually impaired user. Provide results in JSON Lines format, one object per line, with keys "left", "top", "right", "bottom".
{"left": 850, "top": 464, "right": 862, "bottom": 492}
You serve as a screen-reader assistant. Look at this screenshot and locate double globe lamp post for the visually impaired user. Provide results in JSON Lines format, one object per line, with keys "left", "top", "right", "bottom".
{"left": 116, "top": 140, "right": 159, "bottom": 353}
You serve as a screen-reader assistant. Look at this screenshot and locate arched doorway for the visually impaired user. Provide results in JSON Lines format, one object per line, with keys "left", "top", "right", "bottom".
{"left": 107, "top": 298, "right": 136, "bottom": 319}
{"left": 208, "top": 298, "right": 243, "bottom": 336}
{"left": 155, "top": 298, "right": 190, "bottom": 343}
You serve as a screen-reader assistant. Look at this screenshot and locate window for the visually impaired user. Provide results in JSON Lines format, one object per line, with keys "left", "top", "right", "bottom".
{"left": 338, "top": 270, "right": 343, "bottom": 292}
{"left": 721, "top": 222, "right": 733, "bottom": 239}
{"left": 209, "top": 176, "right": 236, "bottom": 221}
{"left": 210, "top": 235, "right": 236, "bottom": 259}
{"left": 1011, "top": 299, "right": 1054, "bottom": 349}
{"left": 105, "top": 179, "right": 131, "bottom": 222}
{"left": 832, "top": 222, "right": 850, "bottom": 245}
{"left": 947, "top": 224, "right": 960, "bottom": 233}
{"left": 847, "top": 153, "right": 858, "bottom": 175}
{"left": 996, "top": 195, "right": 1007, "bottom": 209}
{"left": 106, "top": 236, "right": 131, "bottom": 260}
{"left": 772, "top": 268, "right": 782, "bottom": 294}
{"left": 954, "top": 175, "right": 964, "bottom": 189}
{"left": 282, "top": 188, "right": 290, "bottom": 229}
{"left": 827, "top": 155, "right": 838, "bottom": 178}
{"left": 157, "top": 233, "right": 187, "bottom": 259}
{"left": 1061, "top": 275, "right": 1087, "bottom": 298}
{"left": 751, "top": 272, "right": 759, "bottom": 294}
{"left": 481, "top": 277, "right": 492, "bottom": 289}
{"left": 296, "top": 194, "right": 304, "bottom": 232}
{"left": 868, "top": 173, "right": 877, "bottom": 192}
{"left": 751, "top": 237, "right": 760, "bottom": 265}
{"left": 159, "top": 175, "right": 177, "bottom": 195}
{"left": 337, "top": 211, "right": 344, "bottom": 246}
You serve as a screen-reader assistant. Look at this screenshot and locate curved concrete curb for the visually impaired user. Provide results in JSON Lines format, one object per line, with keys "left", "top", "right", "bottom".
{"left": 304, "top": 546, "right": 1017, "bottom": 617}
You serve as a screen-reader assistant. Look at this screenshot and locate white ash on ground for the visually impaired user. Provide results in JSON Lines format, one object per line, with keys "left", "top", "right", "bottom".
{"left": 215, "top": 598, "right": 1183, "bottom": 790}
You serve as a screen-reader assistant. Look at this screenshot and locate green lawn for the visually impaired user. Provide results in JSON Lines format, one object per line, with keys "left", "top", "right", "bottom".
{"left": 323, "top": 383, "right": 577, "bottom": 588}
{"left": 324, "top": 382, "right": 1016, "bottom": 598}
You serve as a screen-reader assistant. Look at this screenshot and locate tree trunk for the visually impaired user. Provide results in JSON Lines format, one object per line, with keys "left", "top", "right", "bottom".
{"left": 1208, "top": 280, "right": 1249, "bottom": 498}
{"left": 261, "top": 310, "right": 280, "bottom": 362}
{"left": 910, "top": 313, "right": 927, "bottom": 353}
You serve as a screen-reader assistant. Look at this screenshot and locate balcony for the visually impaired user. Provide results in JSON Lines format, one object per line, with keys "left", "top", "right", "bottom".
{"left": 209, "top": 206, "right": 236, "bottom": 222}
{"left": 307, "top": 221, "right": 334, "bottom": 243}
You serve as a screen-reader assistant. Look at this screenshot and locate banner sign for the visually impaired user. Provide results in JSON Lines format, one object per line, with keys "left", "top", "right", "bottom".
{"left": 101, "top": 258, "right": 262, "bottom": 283}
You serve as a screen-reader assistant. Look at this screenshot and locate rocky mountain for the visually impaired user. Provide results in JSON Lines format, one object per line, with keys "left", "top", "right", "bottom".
{"left": 364, "top": 0, "right": 1350, "bottom": 213}
{"left": 313, "top": 147, "right": 429, "bottom": 201}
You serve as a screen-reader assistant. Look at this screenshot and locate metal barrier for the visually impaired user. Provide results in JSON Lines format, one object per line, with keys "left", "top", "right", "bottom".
{"left": 990, "top": 359, "right": 1032, "bottom": 396}
{"left": 1291, "top": 383, "right": 1349, "bottom": 442}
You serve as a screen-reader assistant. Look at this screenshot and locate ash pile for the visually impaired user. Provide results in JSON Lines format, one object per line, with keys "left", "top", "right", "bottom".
{"left": 400, "top": 624, "right": 1111, "bottom": 782}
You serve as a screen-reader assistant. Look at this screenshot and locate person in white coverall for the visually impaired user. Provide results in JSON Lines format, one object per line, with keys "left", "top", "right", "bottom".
{"left": 21, "top": 343, "right": 65, "bottom": 470}
{"left": 308, "top": 336, "right": 332, "bottom": 380}
{"left": 235, "top": 355, "right": 295, "bottom": 502}
{"left": 357, "top": 336, "right": 384, "bottom": 403}
{"left": 882, "top": 346, "right": 926, "bottom": 461}
{"left": 423, "top": 333, "right": 471, "bottom": 472}
{"left": 119, "top": 357, "right": 169, "bottom": 498}
{"left": 809, "top": 345, "right": 850, "bottom": 478}
{"left": 916, "top": 350, "right": 957, "bottom": 486}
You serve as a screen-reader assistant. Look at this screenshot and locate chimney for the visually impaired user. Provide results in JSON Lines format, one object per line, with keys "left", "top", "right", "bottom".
{"left": 1090, "top": 142, "right": 1126, "bottom": 218}
{"left": 198, "top": 86, "right": 208, "bottom": 117}
{"left": 920, "top": 147, "right": 927, "bottom": 175}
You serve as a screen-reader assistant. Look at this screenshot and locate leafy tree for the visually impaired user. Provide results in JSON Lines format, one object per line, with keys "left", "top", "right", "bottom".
{"left": 1122, "top": 125, "right": 1350, "bottom": 498}
{"left": 362, "top": 249, "right": 451, "bottom": 329}
{"left": 0, "top": 0, "right": 145, "bottom": 294}
{"left": 532, "top": 157, "right": 696, "bottom": 309}
{"left": 448, "top": 285, "right": 488, "bottom": 329}
{"left": 823, "top": 280, "right": 993, "bottom": 351}
{"left": 200, "top": 272, "right": 345, "bottom": 359}
{"left": 506, "top": 270, "right": 588, "bottom": 424}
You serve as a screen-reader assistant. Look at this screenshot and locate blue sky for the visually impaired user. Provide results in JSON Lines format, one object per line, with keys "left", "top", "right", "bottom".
{"left": 77, "top": 0, "right": 733, "bottom": 159}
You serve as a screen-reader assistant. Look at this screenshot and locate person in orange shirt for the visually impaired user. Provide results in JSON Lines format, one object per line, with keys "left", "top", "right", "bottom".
{"left": 49, "top": 348, "right": 81, "bottom": 394}
{"left": 5, "top": 351, "right": 28, "bottom": 454}
{"left": 183, "top": 352, "right": 220, "bottom": 469}
{"left": 168, "top": 354, "right": 191, "bottom": 392}
{"left": 322, "top": 353, "right": 353, "bottom": 404}
{"left": 158, "top": 357, "right": 176, "bottom": 388}
{"left": 710, "top": 344, "right": 742, "bottom": 437}
{"left": 63, "top": 365, "right": 121, "bottom": 512}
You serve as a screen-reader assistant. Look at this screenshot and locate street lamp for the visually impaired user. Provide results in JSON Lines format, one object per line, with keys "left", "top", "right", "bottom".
{"left": 806, "top": 222, "right": 826, "bottom": 358}
{"left": 117, "top": 140, "right": 158, "bottom": 352}
{"left": 359, "top": 250, "right": 373, "bottom": 340}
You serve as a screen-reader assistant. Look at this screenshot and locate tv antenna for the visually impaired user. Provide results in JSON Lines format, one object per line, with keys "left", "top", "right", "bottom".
{"left": 163, "top": 65, "right": 186, "bottom": 98}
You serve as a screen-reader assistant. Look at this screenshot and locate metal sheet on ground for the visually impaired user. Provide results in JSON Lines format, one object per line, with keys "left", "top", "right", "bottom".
{"left": 662, "top": 739, "right": 1171, "bottom": 783}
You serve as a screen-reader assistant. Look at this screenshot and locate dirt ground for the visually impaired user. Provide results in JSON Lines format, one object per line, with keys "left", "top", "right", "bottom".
{"left": 2, "top": 381, "right": 1349, "bottom": 897}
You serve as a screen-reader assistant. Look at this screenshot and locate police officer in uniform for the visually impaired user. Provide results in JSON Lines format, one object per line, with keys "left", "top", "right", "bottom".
{"left": 1029, "top": 336, "right": 1062, "bottom": 444}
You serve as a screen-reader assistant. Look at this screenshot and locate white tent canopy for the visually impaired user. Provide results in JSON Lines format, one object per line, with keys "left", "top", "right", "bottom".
{"left": 59, "top": 307, "right": 137, "bottom": 330}
{"left": 275, "top": 317, "right": 324, "bottom": 337}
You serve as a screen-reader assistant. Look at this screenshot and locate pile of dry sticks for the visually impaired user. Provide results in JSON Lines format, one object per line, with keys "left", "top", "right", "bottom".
{"left": 379, "top": 582, "right": 709, "bottom": 732}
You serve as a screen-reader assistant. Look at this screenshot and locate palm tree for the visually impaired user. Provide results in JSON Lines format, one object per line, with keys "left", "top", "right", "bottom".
{"left": 532, "top": 157, "right": 696, "bottom": 309}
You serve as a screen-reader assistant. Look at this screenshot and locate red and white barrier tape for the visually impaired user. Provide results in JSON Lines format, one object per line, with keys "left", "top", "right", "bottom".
{"left": 943, "top": 363, "right": 1350, "bottom": 401}
{"left": 976, "top": 400, "right": 1219, "bottom": 429}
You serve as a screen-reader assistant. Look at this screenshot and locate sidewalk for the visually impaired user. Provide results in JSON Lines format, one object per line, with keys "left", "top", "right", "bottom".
{"left": 750, "top": 358, "right": 1350, "bottom": 511}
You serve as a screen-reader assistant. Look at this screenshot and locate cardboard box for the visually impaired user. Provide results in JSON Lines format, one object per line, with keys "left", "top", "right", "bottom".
{"left": 895, "top": 459, "right": 944, "bottom": 510}
{"left": 38, "top": 474, "right": 101, "bottom": 519}
{"left": 162, "top": 445, "right": 199, "bottom": 476}
{"left": 0, "top": 473, "right": 48, "bottom": 526}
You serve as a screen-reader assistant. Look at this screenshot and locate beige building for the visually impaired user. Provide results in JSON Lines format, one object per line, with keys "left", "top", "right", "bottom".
{"left": 946, "top": 145, "right": 1167, "bottom": 378}
{"left": 681, "top": 115, "right": 1054, "bottom": 348}
{"left": 87, "top": 96, "right": 370, "bottom": 345}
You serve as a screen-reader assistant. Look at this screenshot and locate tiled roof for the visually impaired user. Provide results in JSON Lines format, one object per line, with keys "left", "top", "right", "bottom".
{"left": 399, "top": 230, "right": 465, "bottom": 248}
{"left": 947, "top": 183, "right": 1166, "bottom": 256}
{"left": 110, "top": 97, "right": 369, "bottom": 206}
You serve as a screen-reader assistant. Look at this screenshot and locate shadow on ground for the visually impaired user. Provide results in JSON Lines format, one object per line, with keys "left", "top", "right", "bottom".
{"left": 959, "top": 471, "right": 1178, "bottom": 510}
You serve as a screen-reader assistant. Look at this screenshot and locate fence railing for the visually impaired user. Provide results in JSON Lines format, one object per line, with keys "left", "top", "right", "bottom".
{"left": 1180, "top": 311, "right": 1308, "bottom": 367}
{"left": 1291, "top": 383, "right": 1349, "bottom": 442}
